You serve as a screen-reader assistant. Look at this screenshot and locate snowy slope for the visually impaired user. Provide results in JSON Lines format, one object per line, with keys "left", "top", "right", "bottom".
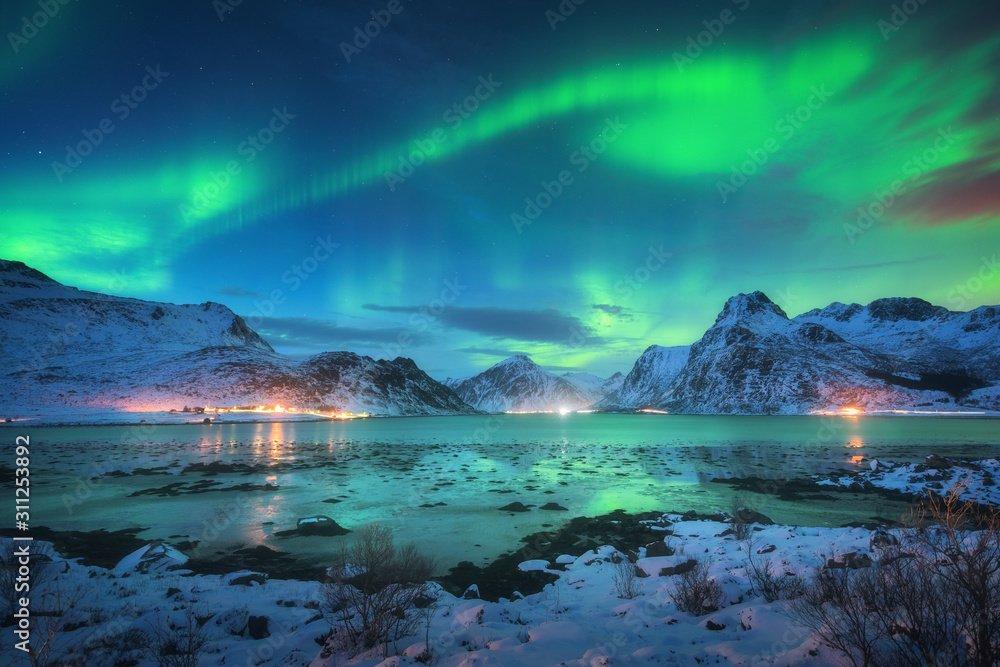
{"left": 560, "top": 371, "right": 616, "bottom": 404}
{"left": 597, "top": 345, "right": 690, "bottom": 409}
{"left": 599, "top": 291, "right": 997, "bottom": 415}
{"left": 450, "top": 355, "right": 597, "bottom": 412}
{"left": 794, "top": 298, "right": 1000, "bottom": 381}
{"left": 664, "top": 292, "right": 957, "bottom": 414}
{"left": 0, "top": 259, "right": 475, "bottom": 417}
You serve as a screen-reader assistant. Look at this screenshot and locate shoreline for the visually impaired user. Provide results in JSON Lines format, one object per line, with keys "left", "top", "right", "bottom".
{"left": 2, "top": 409, "right": 998, "bottom": 428}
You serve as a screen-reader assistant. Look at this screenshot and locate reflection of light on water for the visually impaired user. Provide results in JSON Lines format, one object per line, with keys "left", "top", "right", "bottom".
{"left": 849, "top": 455, "right": 865, "bottom": 465}
{"left": 846, "top": 436, "right": 864, "bottom": 448}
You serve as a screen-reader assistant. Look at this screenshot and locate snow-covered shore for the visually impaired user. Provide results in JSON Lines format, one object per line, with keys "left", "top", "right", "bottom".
{"left": 0, "top": 515, "right": 894, "bottom": 667}
{"left": 5, "top": 456, "right": 998, "bottom": 666}
{"left": 812, "top": 455, "right": 1000, "bottom": 506}
{"left": 0, "top": 408, "right": 335, "bottom": 428}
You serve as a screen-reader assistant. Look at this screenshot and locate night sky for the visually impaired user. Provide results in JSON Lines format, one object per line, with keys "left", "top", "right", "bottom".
{"left": 2, "top": 0, "right": 999, "bottom": 379}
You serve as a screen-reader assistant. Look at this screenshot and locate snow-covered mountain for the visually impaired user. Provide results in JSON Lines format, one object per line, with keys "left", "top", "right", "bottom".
{"left": 597, "top": 345, "right": 690, "bottom": 410}
{"left": 560, "top": 371, "right": 625, "bottom": 403}
{"left": 794, "top": 298, "right": 1000, "bottom": 381}
{"left": 611, "top": 291, "right": 998, "bottom": 414}
{"left": 449, "top": 355, "right": 616, "bottom": 413}
{"left": 0, "top": 260, "right": 475, "bottom": 417}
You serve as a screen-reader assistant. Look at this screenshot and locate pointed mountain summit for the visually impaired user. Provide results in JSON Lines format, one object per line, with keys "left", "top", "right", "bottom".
{"left": 635, "top": 291, "right": 999, "bottom": 414}
{"left": 449, "top": 355, "right": 597, "bottom": 413}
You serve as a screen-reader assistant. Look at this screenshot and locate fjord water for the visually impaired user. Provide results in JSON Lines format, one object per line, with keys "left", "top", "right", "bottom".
{"left": 25, "top": 414, "right": 999, "bottom": 572}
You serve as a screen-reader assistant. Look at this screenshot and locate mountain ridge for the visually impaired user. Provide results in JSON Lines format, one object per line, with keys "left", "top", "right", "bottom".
{"left": 0, "top": 259, "right": 475, "bottom": 417}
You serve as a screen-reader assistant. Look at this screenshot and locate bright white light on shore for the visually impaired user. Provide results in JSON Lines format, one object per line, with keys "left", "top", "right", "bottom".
{"left": 558, "top": 407, "right": 571, "bottom": 415}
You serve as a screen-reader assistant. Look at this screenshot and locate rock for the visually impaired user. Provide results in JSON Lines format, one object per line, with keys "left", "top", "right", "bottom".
{"left": 227, "top": 571, "right": 267, "bottom": 586}
{"left": 644, "top": 541, "right": 675, "bottom": 558}
{"left": 462, "top": 584, "right": 480, "bottom": 600}
{"left": 870, "top": 529, "right": 899, "bottom": 550}
{"left": 539, "top": 502, "right": 568, "bottom": 511}
{"left": 660, "top": 559, "right": 698, "bottom": 576}
{"left": 247, "top": 615, "right": 270, "bottom": 640}
{"left": 498, "top": 502, "right": 532, "bottom": 512}
{"left": 925, "top": 454, "right": 952, "bottom": 470}
{"left": 757, "top": 544, "right": 776, "bottom": 554}
{"left": 715, "top": 528, "right": 736, "bottom": 538}
{"left": 825, "top": 552, "right": 873, "bottom": 570}
{"left": 296, "top": 515, "right": 349, "bottom": 536}
{"left": 870, "top": 459, "right": 881, "bottom": 471}
{"left": 706, "top": 619, "right": 726, "bottom": 631}
{"left": 114, "top": 542, "right": 189, "bottom": 575}
{"left": 731, "top": 509, "right": 775, "bottom": 526}
{"left": 165, "top": 587, "right": 181, "bottom": 597}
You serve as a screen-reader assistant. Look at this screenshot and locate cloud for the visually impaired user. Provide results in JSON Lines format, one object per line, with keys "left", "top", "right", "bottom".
{"left": 218, "top": 286, "right": 264, "bottom": 299}
{"left": 454, "top": 346, "right": 533, "bottom": 358}
{"left": 592, "top": 303, "right": 634, "bottom": 320}
{"left": 363, "top": 304, "right": 600, "bottom": 343}
{"left": 254, "top": 316, "right": 425, "bottom": 350}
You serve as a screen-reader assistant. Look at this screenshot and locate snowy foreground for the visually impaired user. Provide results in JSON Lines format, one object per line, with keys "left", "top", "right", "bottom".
{"left": 6, "top": 459, "right": 998, "bottom": 666}
{"left": 2, "top": 517, "right": 904, "bottom": 667}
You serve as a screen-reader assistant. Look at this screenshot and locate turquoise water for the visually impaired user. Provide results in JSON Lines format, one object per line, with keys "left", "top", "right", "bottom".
{"left": 13, "top": 414, "right": 999, "bottom": 570}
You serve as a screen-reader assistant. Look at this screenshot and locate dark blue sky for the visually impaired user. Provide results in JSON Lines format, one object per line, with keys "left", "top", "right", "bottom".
{"left": 2, "top": 0, "right": 999, "bottom": 379}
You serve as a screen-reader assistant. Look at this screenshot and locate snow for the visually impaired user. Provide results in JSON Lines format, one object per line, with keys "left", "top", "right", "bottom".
{"left": 450, "top": 356, "right": 611, "bottom": 413}
{"left": 2, "top": 511, "right": 920, "bottom": 667}
{"left": 598, "top": 345, "right": 690, "bottom": 409}
{"left": 814, "top": 456, "right": 1000, "bottom": 505}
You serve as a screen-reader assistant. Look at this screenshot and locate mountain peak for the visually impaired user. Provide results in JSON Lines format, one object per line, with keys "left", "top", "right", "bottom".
{"left": 494, "top": 354, "right": 537, "bottom": 368}
{"left": 866, "top": 297, "right": 948, "bottom": 322}
{"left": 715, "top": 291, "right": 788, "bottom": 325}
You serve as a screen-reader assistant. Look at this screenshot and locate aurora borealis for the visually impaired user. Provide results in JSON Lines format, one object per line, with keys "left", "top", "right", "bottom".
{"left": 2, "top": 0, "right": 998, "bottom": 378}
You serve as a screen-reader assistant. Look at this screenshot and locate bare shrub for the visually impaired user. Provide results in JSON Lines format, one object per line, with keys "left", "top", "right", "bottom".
{"left": 743, "top": 533, "right": 804, "bottom": 603}
{"left": 787, "top": 482, "right": 1000, "bottom": 667}
{"left": 322, "top": 523, "right": 435, "bottom": 655}
{"left": 673, "top": 557, "right": 722, "bottom": 615}
{"left": 141, "top": 604, "right": 214, "bottom": 667}
{"left": 611, "top": 552, "right": 641, "bottom": 599}
{"left": 729, "top": 494, "right": 754, "bottom": 542}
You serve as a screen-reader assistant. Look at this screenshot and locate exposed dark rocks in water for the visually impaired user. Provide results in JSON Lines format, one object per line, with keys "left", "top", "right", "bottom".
{"left": 274, "top": 516, "right": 350, "bottom": 537}
{"left": 0, "top": 526, "right": 151, "bottom": 570}
{"left": 539, "top": 502, "right": 568, "bottom": 511}
{"left": 498, "top": 502, "right": 533, "bottom": 512}
{"left": 438, "top": 509, "right": 666, "bottom": 602}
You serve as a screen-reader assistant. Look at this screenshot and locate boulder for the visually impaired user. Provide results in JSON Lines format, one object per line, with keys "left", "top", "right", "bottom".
{"left": 296, "top": 515, "right": 349, "bottom": 536}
